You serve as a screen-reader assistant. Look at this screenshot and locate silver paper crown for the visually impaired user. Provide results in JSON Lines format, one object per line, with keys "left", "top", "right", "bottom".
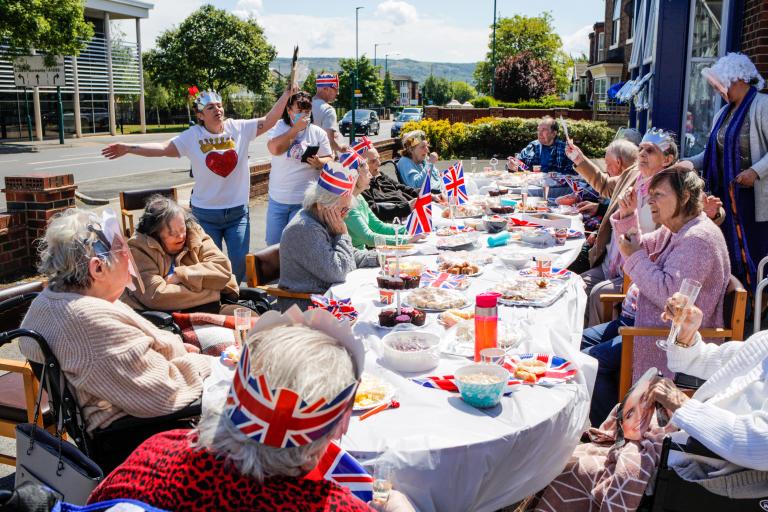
{"left": 194, "top": 89, "right": 223, "bottom": 111}
{"left": 641, "top": 128, "right": 673, "bottom": 151}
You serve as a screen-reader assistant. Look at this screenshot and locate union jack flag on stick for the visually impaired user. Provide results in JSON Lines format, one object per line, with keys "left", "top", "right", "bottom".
{"left": 442, "top": 162, "right": 468, "bottom": 204}
{"left": 404, "top": 174, "right": 433, "bottom": 235}
{"left": 306, "top": 441, "right": 374, "bottom": 502}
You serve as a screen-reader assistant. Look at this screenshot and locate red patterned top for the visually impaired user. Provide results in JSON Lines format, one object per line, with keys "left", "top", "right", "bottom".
{"left": 88, "top": 429, "right": 372, "bottom": 512}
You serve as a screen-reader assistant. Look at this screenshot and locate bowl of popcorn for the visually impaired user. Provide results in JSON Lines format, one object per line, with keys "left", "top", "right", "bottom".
{"left": 380, "top": 331, "right": 440, "bottom": 372}
{"left": 454, "top": 364, "right": 509, "bottom": 408}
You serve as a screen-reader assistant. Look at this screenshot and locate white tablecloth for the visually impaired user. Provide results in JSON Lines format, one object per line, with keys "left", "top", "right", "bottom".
{"left": 326, "top": 222, "right": 596, "bottom": 512}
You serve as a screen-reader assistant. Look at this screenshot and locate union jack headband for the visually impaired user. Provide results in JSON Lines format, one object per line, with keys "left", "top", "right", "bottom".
{"left": 223, "top": 307, "right": 365, "bottom": 448}
{"left": 319, "top": 162, "right": 357, "bottom": 196}
{"left": 317, "top": 73, "right": 339, "bottom": 88}
{"left": 641, "top": 127, "right": 674, "bottom": 152}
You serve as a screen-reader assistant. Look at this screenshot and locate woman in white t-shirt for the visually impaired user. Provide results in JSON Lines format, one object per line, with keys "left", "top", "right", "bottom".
{"left": 102, "top": 85, "right": 296, "bottom": 283}
{"left": 265, "top": 91, "right": 333, "bottom": 245}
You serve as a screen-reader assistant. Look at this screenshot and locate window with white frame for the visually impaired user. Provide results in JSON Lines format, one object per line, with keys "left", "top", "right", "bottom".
{"left": 612, "top": 0, "right": 622, "bottom": 47}
{"left": 594, "top": 78, "right": 608, "bottom": 110}
{"left": 628, "top": 0, "right": 636, "bottom": 41}
{"left": 598, "top": 32, "right": 605, "bottom": 61}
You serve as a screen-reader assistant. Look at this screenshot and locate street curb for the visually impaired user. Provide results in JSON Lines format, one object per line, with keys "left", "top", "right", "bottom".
{"left": 75, "top": 191, "right": 110, "bottom": 205}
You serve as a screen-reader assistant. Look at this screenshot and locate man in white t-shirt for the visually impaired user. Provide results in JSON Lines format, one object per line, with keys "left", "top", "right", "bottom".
{"left": 312, "top": 73, "right": 347, "bottom": 154}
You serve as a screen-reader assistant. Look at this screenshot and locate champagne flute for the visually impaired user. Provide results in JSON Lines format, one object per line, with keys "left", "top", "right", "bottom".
{"left": 372, "top": 460, "right": 394, "bottom": 503}
{"left": 470, "top": 156, "right": 478, "bottom": 174}
{"left": 448, "top": 194, "right": 458, "bottom": 228}
{"left": 374, "top": 234, "right": 388, "bottom": 269}
{"left": 234, "top": 308, "right": 251, "bottom": 348}
{"left": 657, "top": 278, "right": 702, "bottom": 350}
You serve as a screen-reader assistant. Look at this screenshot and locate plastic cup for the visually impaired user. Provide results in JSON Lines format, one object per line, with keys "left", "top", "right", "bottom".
{"left": 535, "top": 255, "right": 552, "bottom": 277}
{"left": 480, "top": 347, "right": 506, "bottom": 365}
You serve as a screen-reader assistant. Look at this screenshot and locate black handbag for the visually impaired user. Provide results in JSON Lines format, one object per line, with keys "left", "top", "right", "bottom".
{"left": 15, "top": 365, "right": 103, "bottom": 505}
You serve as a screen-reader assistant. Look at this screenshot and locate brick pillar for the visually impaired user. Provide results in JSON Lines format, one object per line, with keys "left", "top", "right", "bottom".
{"left": 2, "top": 173, "right": 77, "bottom": 278}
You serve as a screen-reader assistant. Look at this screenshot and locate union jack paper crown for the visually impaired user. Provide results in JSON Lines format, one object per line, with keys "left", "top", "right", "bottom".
{"left": 641, "top": 127, "right": 674, "bottom": 151}
{"left": 318, "top": 162, "right": 357, "bottom": 197}
{"left": 442, "top": 161, "right": 468, "bottom": 205}
{"left": 316, "top": 73, "right": 339, "bottom": 88}
{"left": 188, "top": 86, "right": 222, "bottom": 111}
{"left": 339, "top": 137, "right": 373, "bottom": 170}
{"left": 224, "top": 307, "right": 364, "bottom": 448}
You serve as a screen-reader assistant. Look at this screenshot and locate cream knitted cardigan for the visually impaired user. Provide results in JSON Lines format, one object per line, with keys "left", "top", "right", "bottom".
{"left": 20, "top": 288, "right": 212, "bottom": 432}
{"left": 669, "top": 329, "right": 768, "bottom": 471}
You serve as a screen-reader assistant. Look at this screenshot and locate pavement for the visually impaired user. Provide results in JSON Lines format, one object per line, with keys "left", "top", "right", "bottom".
{"left": 0, "top": 121, "right": 394, "bottom": 211}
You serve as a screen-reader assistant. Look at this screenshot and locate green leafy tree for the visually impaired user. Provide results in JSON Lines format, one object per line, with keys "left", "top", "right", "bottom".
{"left": 144, "top": 5, "right": 275, "bottom": 95}
{"left": 302, "top": 68, "right": 317, "bottom": 92}
{"left": 143, "top": 71, "right": 171, "bottom": 125}
{"left": 494, "top": 51, "right": 556, "bottom": 102}
{"left": 449, "top": 81, "right": 477, "bottom": 103}
{"left": 337, "top": 55, "right": 382, "bottom": 110}
{"left": 383, "top": 70, "right": 395, "bottom": 108}
{"left": 421, "top": 75, "right": 451, "bottom": 106}
{"left": 474, "top": 13, "right": 565, "bottom": 96}
{"left": 0, "top": 0, "right": 94, "bottom": 63}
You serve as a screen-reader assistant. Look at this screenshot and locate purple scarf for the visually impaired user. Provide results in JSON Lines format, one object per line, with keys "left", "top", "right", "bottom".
{"left": 703, "top": 86, "right": 757, "bottom": 287}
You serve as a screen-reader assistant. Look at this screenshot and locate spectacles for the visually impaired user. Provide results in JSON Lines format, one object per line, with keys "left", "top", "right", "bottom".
{"left": 339, "top": 207, "right": 351, "bottom": 215}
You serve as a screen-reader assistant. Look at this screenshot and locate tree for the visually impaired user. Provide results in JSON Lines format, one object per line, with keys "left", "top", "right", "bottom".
{"left": 421, "top": 75, "right": 451, "bottom": 106}
{"left": 337, "top": 55, "right": 382, "bottom": 110}
{"left": 449, "top": 81, "right": 477, "bottom": 103}
{"left": 383, "top": 70, "right": 395, "bottom": 108}
{"left": 144, "top": 5, "right": 275, "bottom": 96}
{"left": 494, "top": 51, "right": 556, "bottom": 102}
{"left": 474, "top": 13, "right": 564, "bottom": 96}
{"left": 302, "top": 68, "right": 317, "bottom": 93}
{"left": 0, "top": 0, "right": 93, "bottom": 63}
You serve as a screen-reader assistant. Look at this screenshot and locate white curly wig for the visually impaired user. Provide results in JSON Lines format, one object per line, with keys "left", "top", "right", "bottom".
{"left": 702, "top": 52, "right": 765, "bottom": 90}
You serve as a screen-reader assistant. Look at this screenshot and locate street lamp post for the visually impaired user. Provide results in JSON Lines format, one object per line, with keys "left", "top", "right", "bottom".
{"left": 491, "top": 0, "right": 497, "bottom": 97}
{"left": 351, "top": 6, "right": 363, "bottom": 144}
{"left": 384, "top": 52, "right": 399, "bottom": 109}
{"left": 374, "top": 42, "right": 390, "bottom": 68}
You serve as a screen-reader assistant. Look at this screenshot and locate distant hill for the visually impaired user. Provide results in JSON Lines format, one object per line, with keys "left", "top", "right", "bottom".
{"left": 270, "top": 57, "right": 477, "bottom": 86}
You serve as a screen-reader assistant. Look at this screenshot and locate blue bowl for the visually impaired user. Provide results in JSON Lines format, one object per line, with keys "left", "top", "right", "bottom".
{"left": 454, "top": 364, "right": 509, "bottom": 408}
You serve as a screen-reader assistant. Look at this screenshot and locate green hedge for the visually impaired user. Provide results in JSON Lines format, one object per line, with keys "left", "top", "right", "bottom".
{"left": 469, "top": 95, "right": 575, "bottom": 109}
{"left": 400, "top": 117, "right": 615, "bottom": 159}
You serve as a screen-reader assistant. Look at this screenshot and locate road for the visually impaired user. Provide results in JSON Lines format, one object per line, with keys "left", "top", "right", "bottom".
{"left": 0, "top": 120, "right": 394, "bottom": 205}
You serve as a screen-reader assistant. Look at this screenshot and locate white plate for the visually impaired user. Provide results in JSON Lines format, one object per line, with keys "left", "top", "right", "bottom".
{"left": 440, "top": 322, "right": 525, "bottom": 357}
{"left": 354, "top": 375, "right": 396, "bottom": 411}
{"left": 403, "top": 289, "right": 470, "bottom": 312}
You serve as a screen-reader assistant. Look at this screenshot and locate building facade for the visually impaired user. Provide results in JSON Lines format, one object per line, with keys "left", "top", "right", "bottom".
{"left": 390, "top": 74, "right": 419, "bottom": 106}
{"left": 0, "top": 0, "right": 152, "bottom": 141}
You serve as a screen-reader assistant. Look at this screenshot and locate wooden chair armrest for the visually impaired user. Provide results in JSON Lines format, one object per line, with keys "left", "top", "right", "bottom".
{"left": 0, "top": 358, "right": 32, "bottom": 374}
{"left": 263, "top": 286, "right": 313, "bottom": 300}
{"left": 599, "top": 293, "right": 626, "bottom": 304}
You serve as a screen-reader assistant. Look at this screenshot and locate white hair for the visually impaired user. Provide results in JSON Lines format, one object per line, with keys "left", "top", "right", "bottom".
{"left": 366, "top": 147, "right": 380, "bottom": 160}
{"left": 302, "top": 166, "right": 359, "bottom": 210}
{"left": 37, "top": 208, "right": 114, "bottom": 291}
{"left": 703, "top": 52, "right": 765, "bottom": 90}
{"left": 192, "top": 324, "right": 356, "bottom": 481}
{"left": 606, "top": 139, "right": 639, "bottom": 167}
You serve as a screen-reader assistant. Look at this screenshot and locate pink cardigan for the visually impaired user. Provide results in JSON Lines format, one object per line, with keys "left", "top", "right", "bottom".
{"left": 610, "top": 211, "right": 730, "bottom": 380}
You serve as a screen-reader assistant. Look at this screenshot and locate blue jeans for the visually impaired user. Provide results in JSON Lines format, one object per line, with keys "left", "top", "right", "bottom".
{"left": 191, "top": 204, "right": 249, "bottom": 284}
{"left": 266, "top": 197, "right": 302, "bottom": 246}
{"left": 581, "top": 315, "right": 635, "bottom": 427}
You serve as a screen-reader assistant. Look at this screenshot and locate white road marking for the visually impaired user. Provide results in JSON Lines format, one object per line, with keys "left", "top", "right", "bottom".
{"left": 34, "top": 160, "right": 105, "bottom": 170}
{"left": 28, "top": 155, "right": 103, "bottom": 165}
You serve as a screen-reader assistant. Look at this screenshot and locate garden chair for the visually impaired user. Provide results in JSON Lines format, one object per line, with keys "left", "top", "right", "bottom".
{"left": 119, "top": 187, "right": 178, "bottom": 237}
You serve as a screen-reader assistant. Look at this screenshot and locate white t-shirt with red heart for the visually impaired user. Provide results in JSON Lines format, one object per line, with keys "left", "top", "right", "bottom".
{"left": 171, "top": 118, "right": 258, "bottom": 209}
{"left": 267, "top": 120, "right": 332, "bottom": 205}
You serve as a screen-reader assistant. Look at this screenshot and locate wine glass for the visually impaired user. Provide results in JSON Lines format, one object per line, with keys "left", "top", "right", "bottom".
{"left": 374, "top": 234, "right": 388, "bottom": 268}
{"left": 234, "top": 308, "right": 251, "bottom": 348}
{"left": 372, "top": 460, "right": 394, "bottom": 503}
{"left": 470, "top": 156, "right": 478, "bottom": 174}
{"left": 657, "top": 278, "right": 702, "bottom": 351}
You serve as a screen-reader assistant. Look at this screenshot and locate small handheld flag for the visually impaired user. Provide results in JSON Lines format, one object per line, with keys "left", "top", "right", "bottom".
{"left": 404, "top": 175, "right": 433, "bottom": 235}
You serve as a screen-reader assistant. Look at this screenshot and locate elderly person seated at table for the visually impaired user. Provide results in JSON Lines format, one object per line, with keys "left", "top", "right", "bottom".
{"left": 19, "top": 209, "right": 212, "bottom": 464}
{"left": 511, "top": 116, "right": 574, "bottom": 175}
{"left": 580, "top": 163, "right": 730, "bottom": 426}
{"left": 122, "top": 195, "right": 240, "bottom": 314}
{"left": 278, "top": 163, "right": 378, "bottom": 311}
{"left": 396, "top": 130, "right": 441, "bottom": 192}
{"left": 88, "top": 308, "right": 414, "bottom": 511}
{"left": 362, "top": 148, "right": 426, "bottom": 223}
{"left": 345, "top": 160, "right": 425, "bottom": 249}
{"left": 536, "top": 296, "right": 768, "bottom": 512}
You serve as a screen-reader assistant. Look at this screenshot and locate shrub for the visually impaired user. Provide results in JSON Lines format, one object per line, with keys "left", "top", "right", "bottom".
{"left": 399, "top": 117, "right": 614, "bottom": 159}
{"left": 469, "top": 96, "right": 497, "bottom": 108}
{"left": 468, "top": 95, "right": 576, "bottom": 109}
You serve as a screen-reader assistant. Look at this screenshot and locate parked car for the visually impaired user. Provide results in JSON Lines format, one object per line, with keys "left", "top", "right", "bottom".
{"left": 339, "top": 109, "right": 380, "bottom": 136}
{"left": 390, "top": 112, "right": 422, "bottom": 138}
{"left": 401, "top": 107, "right": 422, "bottom": 116}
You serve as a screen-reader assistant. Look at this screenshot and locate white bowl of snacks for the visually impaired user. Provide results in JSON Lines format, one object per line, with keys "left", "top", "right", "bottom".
{"left": 380, "top": 331, "right": 440, "bottom": 373}
{"left": 498, "top": 251, "right": 531, "bottom": 270}
{"left": 454, "top": 363, "right": 509, "bottom": 408}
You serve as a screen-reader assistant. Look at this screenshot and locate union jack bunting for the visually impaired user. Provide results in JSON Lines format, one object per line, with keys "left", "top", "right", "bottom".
{"left": 558, "top": 176, "right": 599, "bottom": 200}
{"left": 306, "top": 441, "right": 374, "bottom": 502}
{"left": 507, "top": 353, "right": 578, "bottom": 385}
{"left": 224, "top": 344, "right": 357, "bottom": 448}
{"left": 411, "top": 375, "right": 520, "bottom": 395}
{"left": 339, "top": 137, "right": 372, "bottom": 170}
{"left": 420, "top": 270, "right": 467, "bottom": 289}
{"left": 442, "top": 162, "right": 468, "bottom": 204}
{"left": 308, "top": 294, "right": 359, "bottom": 323}
{"left": 404, "top": 175, "right": 433, "bottom": 235}
{"left": 316, "top": 73, "right": 339, "bottom": 88}
{"left": 318, "top": 163, "right": 356, "bottom": 196}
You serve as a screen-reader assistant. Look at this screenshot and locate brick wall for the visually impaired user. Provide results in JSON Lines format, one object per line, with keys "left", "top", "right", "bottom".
{"left": 741, "top": 0, "right": 768, "bottom": 80}
{"left": 1, "top": 173, "right": 77, "bottom": 280}
{"left": 423, "top": 106, "right": 593, "bottom": 123}
{"left": 601, "top": 0, "right": 634, "bottom": 80}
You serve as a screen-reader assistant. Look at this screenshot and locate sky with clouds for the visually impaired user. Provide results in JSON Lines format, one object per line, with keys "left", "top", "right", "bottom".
{"left": 119, "top": 0, "right": 603, "bottom": 63}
